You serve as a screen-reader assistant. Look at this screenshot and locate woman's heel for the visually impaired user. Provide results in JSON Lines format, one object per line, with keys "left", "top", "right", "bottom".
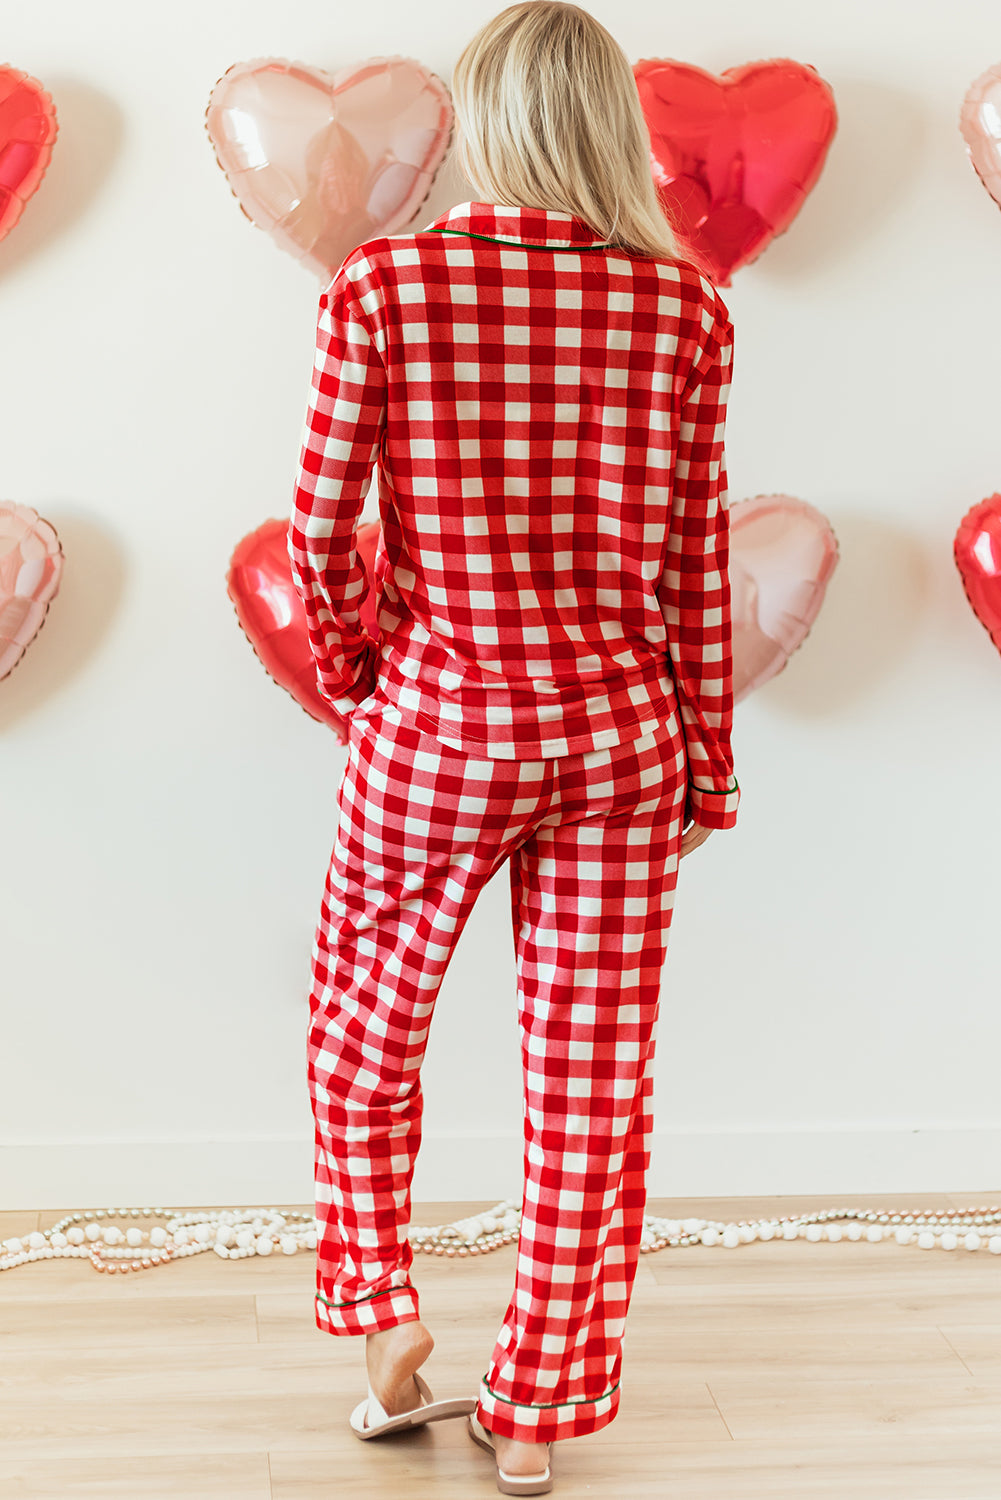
{"left": 467, "top": 1413, "right": 554, "bottom": 1496}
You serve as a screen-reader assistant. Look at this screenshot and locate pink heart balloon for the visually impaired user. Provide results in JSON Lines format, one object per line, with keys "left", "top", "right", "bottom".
{"left": 728, "top": 495, "right": 839, "bottom": 701}
{"left": 960, "top": 62, "right": 1001, "bottom": 208}
{"left": 0, "top": 502, "right": 64, "bottom": 680}
{"left": 205, "top": 54, "right": 453, "bottom": 279}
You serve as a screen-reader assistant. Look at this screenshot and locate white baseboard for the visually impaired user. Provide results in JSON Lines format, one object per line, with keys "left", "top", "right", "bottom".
{"left": 3, "top": 1127, "right": 1000, "bottom": 1212}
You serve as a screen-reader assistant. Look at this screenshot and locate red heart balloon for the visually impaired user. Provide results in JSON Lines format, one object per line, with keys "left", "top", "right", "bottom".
{"left": 634, "top": 57, "right": 837, "bottom": 285}
{"left": 954, "top": 494, "right": 1001, "bottom": 658}
{"left": 227, "top": 517, "right": 382, "bottom": 736}
{"left": 0, "top": 67, "right": 58, "bottom": 242}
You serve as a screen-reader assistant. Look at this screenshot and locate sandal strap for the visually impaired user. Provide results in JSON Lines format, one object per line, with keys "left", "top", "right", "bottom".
{"left": 365, "top": 1370, "right": 432, "bottom": 1428}
{"left": 364, "top": 1384, "right": 391, "bottom": 1428}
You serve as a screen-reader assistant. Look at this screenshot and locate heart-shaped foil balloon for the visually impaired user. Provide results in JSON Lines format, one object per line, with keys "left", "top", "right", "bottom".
{"left": 954, "top": 494, "right": 1001, "bottom": 657}
{"left": 227, "top": 516, "right": 382, "bottom": 738}
{"left": 0, "top": 502, "right": 64, "bottom": 680}
{"left": 634, "top": 57, "right": 837, "bottom": 285}
{"left": 205, "top": 55, "right": 453, "bottom": 280}
{"left": 230, "top": 500, "right": 838, "bottom": 730}
{"left": 0, "top": 67, "right": 58, "bottom": 242}
{"left": 728, "top": 494, "right": 839, "bottom": 701}
{"left": 960, "top": 63, "right": 1001, "bottom": 209}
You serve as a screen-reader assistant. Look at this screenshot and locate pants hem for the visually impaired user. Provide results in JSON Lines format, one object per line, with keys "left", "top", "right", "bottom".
{"left": 314, "top": 1283, "right": 421, "bottom": 1335}
{"left": 475, "top": 1373, "right": 621, "bottom": 1441}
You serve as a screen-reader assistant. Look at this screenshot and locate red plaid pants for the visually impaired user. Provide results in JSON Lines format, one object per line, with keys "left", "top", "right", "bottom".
{"left": 307, "top": 683, "right": 688, "bottom": 1443}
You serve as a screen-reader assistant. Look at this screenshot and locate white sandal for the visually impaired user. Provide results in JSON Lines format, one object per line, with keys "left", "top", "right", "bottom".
{"left": 349, "top": 1370, "right": 476, "bottom": 1439}
{"left": 467, "top": 1412, "right": 554, "bottom": 1495}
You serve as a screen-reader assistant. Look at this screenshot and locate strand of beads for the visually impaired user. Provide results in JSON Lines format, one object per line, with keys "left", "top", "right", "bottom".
{"left": 4, "top": 1201, "right": 1001, "bottom": 1274}
{"left": 167, "top": 1209, "right": 316, "bottom": 1263}
{"left": 0, "top": 1207, "right": 172, "bottom": 1273}
{"left": 408, "top": 1200, "right": 522, "bottom": 1256}
{"left": 639, "top": 1205, "right": 1001, "bottom": 1253}
{"left": 0, "top": 1206, "right": 319, "bottom": 1274}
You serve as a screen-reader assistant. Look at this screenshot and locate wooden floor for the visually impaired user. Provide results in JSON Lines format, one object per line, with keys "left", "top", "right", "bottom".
{"left": 3, "top": 1193, "right": 1001, "bottom": 1499}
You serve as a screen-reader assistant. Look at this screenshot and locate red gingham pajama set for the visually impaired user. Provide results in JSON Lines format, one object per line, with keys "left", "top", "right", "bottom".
{"left": 288, "top": 200, "right": 740, "bottom": 1444}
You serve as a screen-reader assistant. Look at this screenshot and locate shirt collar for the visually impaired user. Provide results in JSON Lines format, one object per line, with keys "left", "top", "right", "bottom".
{"left": 421, "top": 199, "right": 614, "bottom": 251}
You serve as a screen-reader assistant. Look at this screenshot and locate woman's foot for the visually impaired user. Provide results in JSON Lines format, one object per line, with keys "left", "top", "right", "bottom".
{"left": 491, "top": 1428, "right": 552, "bottom": 1478}
{"left": 365, "top": 1321, "right": 435, "bottom": 1417}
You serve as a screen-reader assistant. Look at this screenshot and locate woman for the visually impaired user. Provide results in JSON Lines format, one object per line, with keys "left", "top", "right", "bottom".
{"left": 288, "top": 3, "right": 740, "bottom": 1494}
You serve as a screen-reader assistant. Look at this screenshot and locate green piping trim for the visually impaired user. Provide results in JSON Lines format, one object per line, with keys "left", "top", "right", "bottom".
{"left": 426, "top": 227, "right": 614, "bottom": 252}
{"left": 316, "top": 1284, "right": 415, "bottom": 1311}
{"left": 480, "top": 1373, "right": 620, "bottom": 1409}
{"left": 691, "top": 780, "right": 740, "bottom": 797}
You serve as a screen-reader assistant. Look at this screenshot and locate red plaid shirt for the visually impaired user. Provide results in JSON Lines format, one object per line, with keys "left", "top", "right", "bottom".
{"left": 289, "top": 199, "right": 740, "bottom": 829}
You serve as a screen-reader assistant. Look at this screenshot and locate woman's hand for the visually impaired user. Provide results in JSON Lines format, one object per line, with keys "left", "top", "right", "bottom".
{"left": 679, "top": 819, "right": 714, "bottom": 857}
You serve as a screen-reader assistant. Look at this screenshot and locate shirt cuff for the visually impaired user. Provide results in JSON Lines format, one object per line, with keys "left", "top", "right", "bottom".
{"left": 686, "top": 779, "right": 740, "bottom": 831}
{"left": 321, "top": 688, "right": 376, "bottom": 722}
{"left": 316, "top": 641, "right": 380, "bottom": 720}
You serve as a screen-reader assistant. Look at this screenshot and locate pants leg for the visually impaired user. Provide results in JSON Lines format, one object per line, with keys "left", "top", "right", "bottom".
{"left": 308, "top": 698, "right": 554, "bottom": 1336}
{"left": 476, "top": 711, "right": 688, "bottom": 1443}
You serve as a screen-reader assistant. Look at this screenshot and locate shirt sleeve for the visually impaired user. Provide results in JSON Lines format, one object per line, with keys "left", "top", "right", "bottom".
{"left": 288, "top": 267, "right": 386, "bottom": 720}
{"left": 657, "top": 287, "right": 741, "bottom": 831}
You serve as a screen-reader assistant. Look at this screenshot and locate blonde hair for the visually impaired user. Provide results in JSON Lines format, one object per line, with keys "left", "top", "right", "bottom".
{"left": 450, "top": 0, "right": 681, "bottom": 261}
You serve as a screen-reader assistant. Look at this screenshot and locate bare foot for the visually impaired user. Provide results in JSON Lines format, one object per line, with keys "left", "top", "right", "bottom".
{"left": 365, "top": 1321, "right": 434, "bottom": 1418}
{"left": 491, "top": 1429, "right": 551, "bottom": 1478}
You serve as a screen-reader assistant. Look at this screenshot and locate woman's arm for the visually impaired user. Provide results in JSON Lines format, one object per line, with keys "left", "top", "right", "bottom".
{"left": 288, "top": 267, "right": 387, "bottom": 720}
{"left": 657, "top": 292, "right": 741, "bottom": 831}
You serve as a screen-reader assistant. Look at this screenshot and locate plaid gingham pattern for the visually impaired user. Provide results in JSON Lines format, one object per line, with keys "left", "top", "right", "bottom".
{"left": 289, "top": 199, "right": 739, "bottom": 829}
{"left": 308, "top": 685, "right": 688, "bottom": 1441}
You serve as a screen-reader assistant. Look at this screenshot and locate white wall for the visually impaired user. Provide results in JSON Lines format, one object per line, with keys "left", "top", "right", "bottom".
{"left": 3, "top": 1, "right": 1000, "bottom": 1211}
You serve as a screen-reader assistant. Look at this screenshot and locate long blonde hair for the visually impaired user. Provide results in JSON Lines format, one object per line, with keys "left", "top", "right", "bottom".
{"left": 450, "top": 1, "right": 681, "bottom": 261}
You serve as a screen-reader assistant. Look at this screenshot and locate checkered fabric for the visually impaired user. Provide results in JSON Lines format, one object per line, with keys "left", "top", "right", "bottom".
{"left": 309, "top": 686, "right": 689, "bottom": 1442}
{"left": 288, "top": 199, "right": 739, "bottom": 829}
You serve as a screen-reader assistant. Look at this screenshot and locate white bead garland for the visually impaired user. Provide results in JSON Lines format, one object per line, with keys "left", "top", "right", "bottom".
{"left": 2, "top": 1200, "right": 1000, "bottom": 1275}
